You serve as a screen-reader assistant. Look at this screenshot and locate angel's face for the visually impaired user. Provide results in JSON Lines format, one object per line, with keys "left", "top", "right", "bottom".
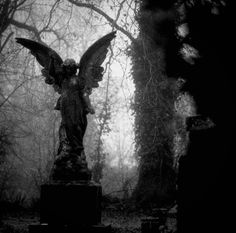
{"left": 63, "top": 59, "right": 78, "bottom": 76}
{"left": 65, "top": 66, "right": 77, "bottom": 76}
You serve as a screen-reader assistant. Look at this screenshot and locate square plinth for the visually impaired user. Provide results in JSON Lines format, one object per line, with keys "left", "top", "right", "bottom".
{"left": 40, "top": 182, "right": 101, "bottom": 225}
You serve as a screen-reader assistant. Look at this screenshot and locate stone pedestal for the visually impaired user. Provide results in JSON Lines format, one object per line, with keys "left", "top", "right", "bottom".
{"left": 40, "top": 182, "right": 101, "bottom": 225}
{"left": 29, "top": 182, "right": 110, "bottom": 233}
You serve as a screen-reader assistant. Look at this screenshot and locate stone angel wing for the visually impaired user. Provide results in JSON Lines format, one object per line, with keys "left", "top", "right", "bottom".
{"left": 78, "top": 31, "right": 116, "bottom": 89}
{"left": 15, "top": 38, "right": 63, "bottom": 84}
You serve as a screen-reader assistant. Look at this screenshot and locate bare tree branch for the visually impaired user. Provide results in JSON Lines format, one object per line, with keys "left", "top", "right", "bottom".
{"left": 68, "top": 0, "right": 136, "bottom": 43}
{"left": 39, "top": 0, "right": 61, "bottom": 34}
{"left": 16, "top": 0, "right": 28, "bottom": 9}
{"left": 10, "top": 18, "right": 42, "bottom": 42}
{"left": 0, "top": 32, "right": 13, "bottom": 53}
{"left": 114, "top": 0, "right": 126, "bottom": 23}
{"left": 0, "top": 76, "right": 33, "bottom": 108}
{"left": 43, "top": 28, "right": 70, "bottom": 48}
{"left": 0, "top": 0, "right": 28, "bottom": 35}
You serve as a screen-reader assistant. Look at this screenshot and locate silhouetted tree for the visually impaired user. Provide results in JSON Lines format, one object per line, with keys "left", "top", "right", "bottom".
{"left": 131, "top": 0, "right": 179, "bottom": 208}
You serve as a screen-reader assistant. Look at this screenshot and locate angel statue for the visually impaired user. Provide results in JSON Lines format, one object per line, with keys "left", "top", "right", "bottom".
{"left": 16, "top": 31, "right": 116, "bottom": 182}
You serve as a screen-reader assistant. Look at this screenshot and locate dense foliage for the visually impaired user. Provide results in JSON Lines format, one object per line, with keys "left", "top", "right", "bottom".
{"left": 131, "top": 0, "right": 181, "bottom": 208}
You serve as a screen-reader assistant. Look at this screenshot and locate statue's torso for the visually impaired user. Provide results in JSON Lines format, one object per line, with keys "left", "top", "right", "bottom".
{"left": 61, "top": 74, "right": 81, "bottom": 93}
{"left": 59, "top": 74, "right": 86, "bottom": 121}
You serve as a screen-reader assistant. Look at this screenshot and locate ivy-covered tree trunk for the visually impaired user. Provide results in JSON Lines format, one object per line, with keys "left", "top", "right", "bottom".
{"left": 132, "top": 0, "right": 179, "bottom": 208}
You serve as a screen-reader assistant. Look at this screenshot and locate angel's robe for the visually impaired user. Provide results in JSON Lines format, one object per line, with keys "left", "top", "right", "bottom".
{"left": 58, "top": 73, "right": 87, "bottom": 155}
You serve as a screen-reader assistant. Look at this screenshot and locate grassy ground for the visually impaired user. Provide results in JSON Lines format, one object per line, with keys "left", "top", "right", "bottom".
{"left": 0, "top": 211, "right": 39, "bottom": 233}
{"left": 0, "top": 207, "right": 176, "bottom": 233}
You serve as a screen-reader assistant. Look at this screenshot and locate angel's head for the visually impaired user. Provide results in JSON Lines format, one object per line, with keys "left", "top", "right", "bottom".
{"left": 62, "top": 59, "right": 79, "bottom": 76}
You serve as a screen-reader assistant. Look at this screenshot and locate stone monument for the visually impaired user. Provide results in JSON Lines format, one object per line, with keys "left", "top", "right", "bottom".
{"left": 16, "top": 31, "right": 116, "bottom": 233}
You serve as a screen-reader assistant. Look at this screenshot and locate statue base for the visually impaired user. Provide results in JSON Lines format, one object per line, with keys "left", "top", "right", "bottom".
{"left": 50, "top": 151, "right": 92, "bottom": 182}
{"left": 29, "top": 182, "right": 111, "bottom": 233}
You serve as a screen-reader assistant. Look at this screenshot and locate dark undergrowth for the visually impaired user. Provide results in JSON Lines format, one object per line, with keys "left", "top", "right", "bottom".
{"left": 0, "top": 197, "right": 177, "bottom": 233}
